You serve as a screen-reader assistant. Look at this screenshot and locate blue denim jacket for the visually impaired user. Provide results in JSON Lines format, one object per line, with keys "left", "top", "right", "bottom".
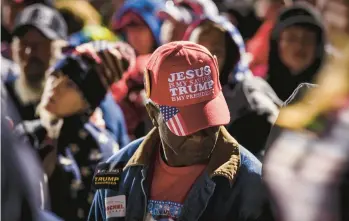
{"left": 88, "top": 127, "right": 273, "bottom": 221}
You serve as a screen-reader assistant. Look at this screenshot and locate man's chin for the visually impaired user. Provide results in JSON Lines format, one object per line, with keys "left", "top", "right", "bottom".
{"left": 24, "top": 74, "right": 45, "bottom": 87}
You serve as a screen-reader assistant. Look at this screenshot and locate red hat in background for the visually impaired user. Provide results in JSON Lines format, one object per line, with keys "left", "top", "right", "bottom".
{"left": 145, "top": 41, "right": 230, "bottom": 136}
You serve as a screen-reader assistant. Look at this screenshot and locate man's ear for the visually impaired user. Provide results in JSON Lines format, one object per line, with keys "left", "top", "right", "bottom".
{"left": 145, "top": 102, "right": 159, "bottom": 128}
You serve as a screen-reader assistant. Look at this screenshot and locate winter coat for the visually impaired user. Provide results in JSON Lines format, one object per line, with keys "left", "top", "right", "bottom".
{"left": 15, "top": 115, "right": 119, "bottom": 221}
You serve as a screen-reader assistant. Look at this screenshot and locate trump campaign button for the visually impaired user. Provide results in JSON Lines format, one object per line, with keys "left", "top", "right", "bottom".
{"left": 105, "top": 195, "right": 126, "bottom": 218}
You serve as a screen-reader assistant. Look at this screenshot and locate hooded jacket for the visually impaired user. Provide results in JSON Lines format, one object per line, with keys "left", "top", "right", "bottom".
{"left": 113, "top": 0, "right": 165, "bottom": 49}
{"left": 267, "top": 2, "right": 326, "bottom": 101}
{"left": 183, "top": 16, "right": 251, "bottom": 85}
{"left": 184, "top": 17, "right": 282, "bottom": 155}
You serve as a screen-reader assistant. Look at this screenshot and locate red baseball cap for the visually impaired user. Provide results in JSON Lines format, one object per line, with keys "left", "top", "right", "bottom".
{"left": 144, "top": 41, "right": 230, "bottom": 136}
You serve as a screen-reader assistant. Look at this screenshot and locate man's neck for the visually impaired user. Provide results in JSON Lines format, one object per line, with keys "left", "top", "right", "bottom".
{"left": 160, "top": 139, "right": 213, "bottom": 167}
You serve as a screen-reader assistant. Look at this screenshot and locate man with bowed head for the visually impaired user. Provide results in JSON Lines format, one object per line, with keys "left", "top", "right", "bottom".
{"left": 88, "top": 41, "right": 273, "bottom": 220}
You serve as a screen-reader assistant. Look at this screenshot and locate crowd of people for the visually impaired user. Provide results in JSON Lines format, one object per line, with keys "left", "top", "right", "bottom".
{"left": 1, "top": 0, "right": 348, "bottom": 220}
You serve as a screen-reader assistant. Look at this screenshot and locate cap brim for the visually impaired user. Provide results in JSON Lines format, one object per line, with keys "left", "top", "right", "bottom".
{"left": 277, "top": 16, "right": 322, "bottom": 32}
{"left": 13, "top": 24, "right": 61, "bottom": 40}
{"left": 160, "top": 92, "right": 230, "bottom": 136}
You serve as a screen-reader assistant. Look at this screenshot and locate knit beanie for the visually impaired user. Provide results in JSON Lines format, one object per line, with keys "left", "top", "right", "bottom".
{"left": 50, "top": 40, "right": 136, "bottom": 112}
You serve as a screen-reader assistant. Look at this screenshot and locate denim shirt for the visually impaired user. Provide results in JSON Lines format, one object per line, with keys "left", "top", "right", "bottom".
{"left": 88, "top": 127, "right": 273, "bottom": 221}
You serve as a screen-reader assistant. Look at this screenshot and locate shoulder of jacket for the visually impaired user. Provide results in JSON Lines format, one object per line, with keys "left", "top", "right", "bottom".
{"left": 105, "top": 137, "right": 145, "bottom": 166}
{"left": 238, "top": 145, "right": 262, "bottom": 175}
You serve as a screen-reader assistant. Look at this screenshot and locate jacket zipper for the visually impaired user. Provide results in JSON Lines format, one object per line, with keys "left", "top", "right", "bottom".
{"left": 141, "top": 169, "right": 147, "bottom": 221}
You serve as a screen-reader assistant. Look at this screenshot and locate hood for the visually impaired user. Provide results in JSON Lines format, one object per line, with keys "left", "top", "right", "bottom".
{"left": 267, "top": 2, "right": 326, "bottom": 101}
{"left": 183, "top": 16, "right": 252, "bottom": 86}
{"left": 158, "top": 0, "right": 219, "bottom": 23}
{"left": 113, "top": 0, "right": 164, "bottom": 47}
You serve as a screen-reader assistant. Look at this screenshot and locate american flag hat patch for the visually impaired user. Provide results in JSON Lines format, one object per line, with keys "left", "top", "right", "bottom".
{"left": 159, "top": 105, "right": 186, "bottom": 136}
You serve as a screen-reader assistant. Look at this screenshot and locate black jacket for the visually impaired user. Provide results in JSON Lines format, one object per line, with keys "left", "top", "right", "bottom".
{"left": 15, "top": 115, "right": 118, "bottom": 221}
{"left": 267, "top": 2, "right": 325, "bottom": 101}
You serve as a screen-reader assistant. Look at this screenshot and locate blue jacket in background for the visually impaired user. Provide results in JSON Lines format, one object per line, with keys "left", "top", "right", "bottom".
{"left": 115, "top": 0, "right": 165, "bottom": 47}
{"left": 88, "top": 127, "right": 273, "bottom": 221}
{"left": 100, "top": 92, "right": 130, "bottom": 148}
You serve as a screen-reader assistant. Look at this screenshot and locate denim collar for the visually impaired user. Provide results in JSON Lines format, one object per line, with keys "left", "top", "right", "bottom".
{"left": 124, "top": 126, "right": 241, "bottom": 184}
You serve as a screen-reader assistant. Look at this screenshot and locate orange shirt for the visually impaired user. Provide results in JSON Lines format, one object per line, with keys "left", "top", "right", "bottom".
{"left": 145, "top": 148, "right": 206, "bottom": 220}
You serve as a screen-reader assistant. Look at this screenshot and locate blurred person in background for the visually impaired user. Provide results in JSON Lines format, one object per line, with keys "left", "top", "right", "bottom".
{"left": 215, "top": 0, "right": 263, "bottom": 41}
{"left": 264, "top": 0, "right": 349, "bottom": 220}
{"left": 184, "top": 16, "right": 282, "bottom": 156}
{"left": 1, "top": 0, "right": 54, "bottom": 82}
{"left": 1, "top": 83, "right": 61, "bottom": 221}
{"left": 247, "top": 0, "right": 291, "bottom": 77}
{"left": 262, "top": 2, "right": 325, "bottom": 155}
{"left": 266, "top": 2, "right": 326, "bottom": 101}
{"left": 111, "top": 54, "right": 152, "bottom": 139}
{"left": 15, "top": 42, "right": 129, "bottom": 221}
{"left": 1, "top": 0, "right": 54, "bottom": 58}
{"left": 55, "top": 0, "right": 102, "bottom": 36}
{"left": 4, "top": 4, "right": 67, "bottom": 124}
{"left": 67, "top": 25, "right": 120, "bottom": 48}
{"left": 264, "top": 34, "right": 349, "bottom": 221}
{"left": 183, "top": 16, "right": 247, "bottom": 85}
{"left": 1, "top": 0, "right": 53, "bottom": 33}
{"left": 1, "top": 52, "right": 21, "bottom": 82}
{"left": 88, "top": 0, "right": 126, "bottom": 26}
{"left": 112, "top": 0, "right": 165, "bottom": 55}
{"left": 158, "top": 0, "right": 219, "bottom": 44}
{"left": 1, "top": 114, "right": 62, "bottom": 221}
{"left": 65, "top": 26, "right": 131, "bottom": 148}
